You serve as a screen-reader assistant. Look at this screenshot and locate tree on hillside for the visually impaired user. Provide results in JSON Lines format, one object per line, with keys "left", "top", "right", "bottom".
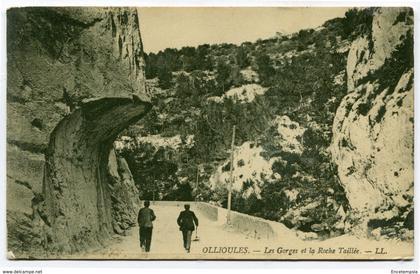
{"left": 342, "top": 8, "right": 375, "bottom": 39}
{"left": 144, "top": 53, "right": 158, "bottom": 79}
{"left": 236, "top": 46, "right": 250, "bottom": 69}
{"left": 162, "top": 48, "right": 182, "bottom": 71}
{"left": 255, "top": 53, "right": 275, "bottom": 86}
{"left": 118, "top": 144, "right": 179, "bottom": 201}
{"left": 175, "top": 73, "right": 193, "bottom": 98}
{"left": 176, "top": 183, "right": 193, "bottom": 201}
{"left": 196, "top": 44, "right": 213, "bottom": 70}
{"left": 215, "top": 61, "right": 232, "bottom": 95}
{"left": 296, "top": 29, "right": 315, "bottom": 50}
{"left": 157, "top": 66, "right": 172, "bottom": 89}
{"left": 179, "top": 46, "right": 197, "bottom": 71}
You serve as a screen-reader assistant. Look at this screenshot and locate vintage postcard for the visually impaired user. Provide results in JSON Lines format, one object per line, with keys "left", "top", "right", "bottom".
{"left": 6, "top": 7, "right": 413, "bottom": 260}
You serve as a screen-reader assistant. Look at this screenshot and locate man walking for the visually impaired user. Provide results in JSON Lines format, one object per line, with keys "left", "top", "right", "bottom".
{"left": 137, "top": 200, "right": 156, "bottom": 252}
{"left": 177, "top": 204, "right": 199, "bottom": 253}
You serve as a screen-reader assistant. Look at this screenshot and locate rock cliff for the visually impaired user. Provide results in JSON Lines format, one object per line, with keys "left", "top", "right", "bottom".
{"left": 209, "top": 115, "right": 306, "bottom": 199}
{"left": 7, "top": 7, "right": 150, "bottom": 257}
{"left": 330, "top": 8, "right": 414, "bottom": 234}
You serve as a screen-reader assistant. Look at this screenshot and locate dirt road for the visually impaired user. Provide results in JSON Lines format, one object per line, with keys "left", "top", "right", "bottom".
{"left": 75, "top": 203, "right": 413, "bottom": 260}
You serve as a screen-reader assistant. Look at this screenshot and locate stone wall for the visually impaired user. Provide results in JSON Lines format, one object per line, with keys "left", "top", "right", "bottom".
{"left": 194, "top": 203, "right": 218, "bottom": 222}
{"left": 147, "top": 201, "right": 296, "bottom": 241}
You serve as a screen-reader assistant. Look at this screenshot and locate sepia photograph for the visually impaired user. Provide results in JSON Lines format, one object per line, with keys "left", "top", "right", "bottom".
{"left": 5, "top": 6, "right": 414, "bottom": 260}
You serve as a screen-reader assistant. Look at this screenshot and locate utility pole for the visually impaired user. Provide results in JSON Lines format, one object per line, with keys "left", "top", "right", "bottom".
{"left": 195, "top": 165, "right": 200, "bottom": 202}
{"left": 227, "top": 125, "right": 236, "bottom": 225}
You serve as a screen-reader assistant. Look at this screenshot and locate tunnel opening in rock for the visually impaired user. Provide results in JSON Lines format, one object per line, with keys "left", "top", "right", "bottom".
{"left": 43, "top": 97, "right": 151, "bottom": 253}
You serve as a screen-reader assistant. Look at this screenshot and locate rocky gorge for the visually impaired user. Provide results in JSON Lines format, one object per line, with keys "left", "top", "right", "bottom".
{"left": 120, "top": 7, "right": 413, "bottom": 240}
{"left": 7, "top": 7, "right": 150, "bottom": 257}
{"left": 330, "top": 7, "right": 414, "bottom": 237}
{"left": 6, "top": 7, "right": 414, "bottom": 258}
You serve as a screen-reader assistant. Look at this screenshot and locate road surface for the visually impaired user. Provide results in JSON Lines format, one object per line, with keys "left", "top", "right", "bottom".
{"left": 79, "top": 203, "right": 272, "bottom": 259}
{"left": 74, "top": 203, "right": 413, "bottom": 260}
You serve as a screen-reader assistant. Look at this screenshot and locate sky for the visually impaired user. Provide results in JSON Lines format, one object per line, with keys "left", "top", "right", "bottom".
{"left": 138, "top": 7, "right": 350, "bottom": 53}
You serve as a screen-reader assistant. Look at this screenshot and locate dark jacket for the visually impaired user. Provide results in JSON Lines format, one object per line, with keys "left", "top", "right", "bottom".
{"left": 177, "top": 210, "right": 199, "bottom": 231}
{"left": 138, "top": 207, "right": 156, "bottom": 228}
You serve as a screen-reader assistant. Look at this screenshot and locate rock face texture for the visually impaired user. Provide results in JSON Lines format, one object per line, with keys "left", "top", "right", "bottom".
{"left": 210, "top": 115, "right": 305, "bottom": 198}
{"left": 107, "top": 149, "right": 140, "bottom": 236}
{"left": 330, "top": 8, "right": 413, "bottom": 231}
{"left": 7, "top": 7, "right": 150, "bottom": 257}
